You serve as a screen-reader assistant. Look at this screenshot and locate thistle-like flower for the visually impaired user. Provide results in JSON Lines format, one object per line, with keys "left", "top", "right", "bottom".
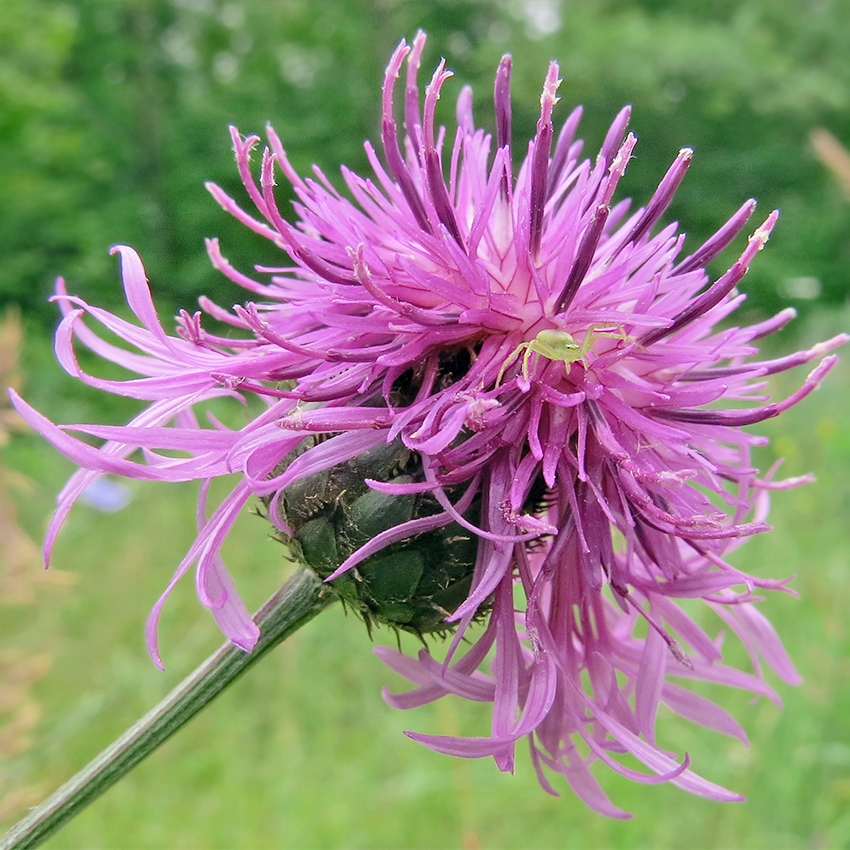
{"left": 13, "top": 33, "right": 846, "bottom": 816}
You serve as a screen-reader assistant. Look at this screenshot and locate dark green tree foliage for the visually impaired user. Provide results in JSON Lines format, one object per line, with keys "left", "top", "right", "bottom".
{"left": 2, "top": 0, "right": 848, "bottom": 334}
{"left": 503, "top": 0, "right": 850, "bottom": 316}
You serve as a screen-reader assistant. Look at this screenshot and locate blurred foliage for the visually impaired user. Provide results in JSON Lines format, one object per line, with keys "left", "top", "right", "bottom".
{"left": 1, "top": 0, "right": 848, "bottom": 330}
{"left": 0, "top": 308, "right": 72, "bottom": 825}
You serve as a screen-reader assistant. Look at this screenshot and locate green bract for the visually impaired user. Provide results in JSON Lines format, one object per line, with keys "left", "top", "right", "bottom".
{"left": 272, "top": 440, "right": 484, "bottom": 637}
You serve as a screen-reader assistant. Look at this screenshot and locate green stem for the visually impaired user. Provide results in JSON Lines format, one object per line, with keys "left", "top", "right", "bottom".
{"left": 1, "top": 566, "right": 336, "bottom": 850}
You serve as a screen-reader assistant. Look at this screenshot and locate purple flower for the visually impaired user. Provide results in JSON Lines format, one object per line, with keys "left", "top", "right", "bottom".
{"left": 12, "top": 33, "right": 846, "bottom": 815}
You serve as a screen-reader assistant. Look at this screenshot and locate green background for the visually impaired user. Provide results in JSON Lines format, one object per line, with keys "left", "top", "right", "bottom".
{"left": 2, "top": 1, "right": 849, "bottom": 848}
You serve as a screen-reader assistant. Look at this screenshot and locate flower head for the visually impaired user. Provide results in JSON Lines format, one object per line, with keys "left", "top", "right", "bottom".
{"left": 13, "top": 32, "right": 847, "bottom": 815}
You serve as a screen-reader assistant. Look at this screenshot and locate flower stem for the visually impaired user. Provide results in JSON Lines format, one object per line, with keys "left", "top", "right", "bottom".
{"left": 0, "top": 566, "right": 336, "bottom": 850}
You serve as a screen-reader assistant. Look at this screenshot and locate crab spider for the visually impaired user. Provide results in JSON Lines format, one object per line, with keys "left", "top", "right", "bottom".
{"left": 497, "top": 323, "right": 628, "bottom": 385}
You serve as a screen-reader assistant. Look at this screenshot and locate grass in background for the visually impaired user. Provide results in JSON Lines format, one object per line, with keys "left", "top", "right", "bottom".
{"left": 1, "top": 306, "right": 848, "bottom": 850}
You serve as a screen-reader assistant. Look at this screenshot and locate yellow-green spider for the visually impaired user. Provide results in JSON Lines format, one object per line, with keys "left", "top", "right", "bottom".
{"left": 497, "top": 324, "right": 627, "bottom": 385}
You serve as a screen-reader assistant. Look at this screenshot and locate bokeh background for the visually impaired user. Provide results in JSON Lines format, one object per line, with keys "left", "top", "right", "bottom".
{"left": 1, "top": 1, "right": 849, "bottom": 848}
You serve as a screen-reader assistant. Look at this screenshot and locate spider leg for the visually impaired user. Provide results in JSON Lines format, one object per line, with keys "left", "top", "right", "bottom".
{"left": 496, "top": 341, "right": 529, "bottom": 386}
{"left": 522, "top": 345, "right": 535, "bottom": 382}
{"left": 580, "top": 324, "right": 629, "bottom": 361}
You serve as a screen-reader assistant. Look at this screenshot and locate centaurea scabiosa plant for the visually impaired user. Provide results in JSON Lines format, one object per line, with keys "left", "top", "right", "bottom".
{"left": 8, "top": 31, "right": 848, "bottom": 831}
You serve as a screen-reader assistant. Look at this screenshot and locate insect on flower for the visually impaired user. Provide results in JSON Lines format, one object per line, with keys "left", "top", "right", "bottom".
{"left": 497, "top": 323, "right": 631, "bottom": 384}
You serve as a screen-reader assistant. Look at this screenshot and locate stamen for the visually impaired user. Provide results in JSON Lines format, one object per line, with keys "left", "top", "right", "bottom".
{"left": 553, "top": 203, "right": 610, "bottom": 314}
{"left": 528, "top": 62, "right": 561, "bottom": 258}
{"left": 381, "top": 38, "right": 432, "bottom": 233}
{"left": 404, "top": 30, "right": 428, "bottom": 156}
{"left": 423, "top": 61, "right": 465, "bottom": 247}
{"left": 494, "top": 54, "right": 513, "bottom": 198}
{"left": 639, "top": 210, "right": 779, "bottom": 347}
{"left": 598, "top": 105, "right": 631, "bottom": 167}
{"left": 621, "top": 148, "right": 693, "bottom": 246}
{"left": 654, "top": 356, "right": 840, "bottom": 426}
{"left": 674, "top": 198, "right": 757, "bottom": 274}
